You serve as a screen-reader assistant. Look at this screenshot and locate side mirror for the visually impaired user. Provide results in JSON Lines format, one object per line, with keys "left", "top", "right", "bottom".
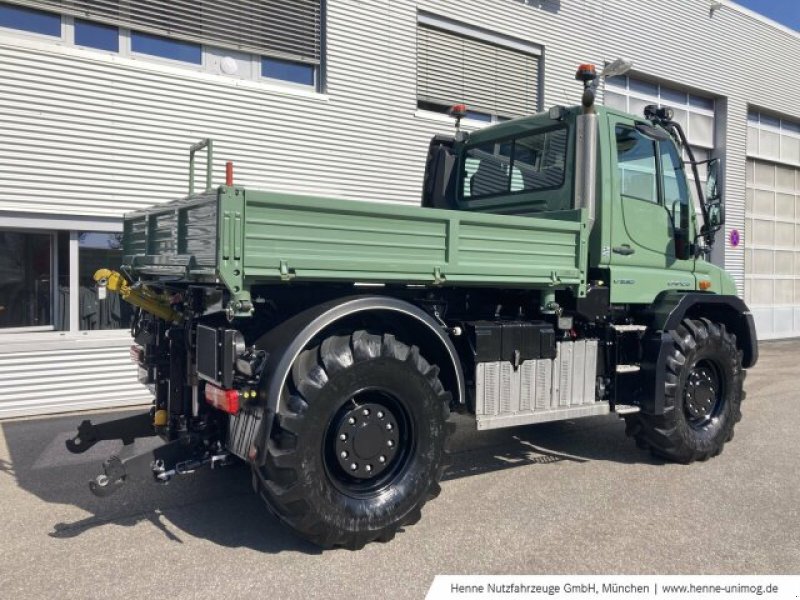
{"left": 708, "top": 200, "right": 725, "bottom": 230}
{"left": 705, "top": 157, "right": 720, "bottom": 202}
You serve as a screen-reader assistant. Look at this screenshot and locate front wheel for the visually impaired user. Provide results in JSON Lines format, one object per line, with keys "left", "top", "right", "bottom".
{"left": 625, "top": 318, "right": 745, "bottom": 463}
{"left": 253, "top": 330, "right": 453, "bottom": 549}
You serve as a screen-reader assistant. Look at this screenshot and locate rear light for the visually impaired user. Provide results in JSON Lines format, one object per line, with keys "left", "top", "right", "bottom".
{"left": 130, "top": 344, "right": 143, "bottom": 364}
{"left": 204, "top": 383, "right": 240, "bottom": 415}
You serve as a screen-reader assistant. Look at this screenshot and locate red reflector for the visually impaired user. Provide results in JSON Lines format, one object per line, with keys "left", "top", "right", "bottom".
{"left": 225, "top": 161, "right": 234, "bottom": 186}
{"left": 129, "top": 344, "right": 143, "bottom": 364}
{"left": 204, "top": 384, "right": 240, "bottom": 415}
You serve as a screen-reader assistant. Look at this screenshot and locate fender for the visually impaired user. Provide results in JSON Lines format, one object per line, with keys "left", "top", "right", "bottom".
{"left": 635, "top": 291, "right": 758, "bottom": 415}
{"left": 246, "top": 296, "right": 465, "bottom": 464}
{"left": 647, "top": 291, "right": 757, "bottom": 368}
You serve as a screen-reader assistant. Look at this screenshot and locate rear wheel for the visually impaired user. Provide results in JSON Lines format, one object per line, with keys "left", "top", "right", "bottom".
{"left": 625, "top": 318, "right": 744, "bottom": 463}
{"left": 253, "top": 330, "right": 453, "bottom": 549}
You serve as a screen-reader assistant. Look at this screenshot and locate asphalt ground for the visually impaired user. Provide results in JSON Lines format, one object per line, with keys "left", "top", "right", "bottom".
{"left": 1, "top": 340, "right": 798, "bottom": 599}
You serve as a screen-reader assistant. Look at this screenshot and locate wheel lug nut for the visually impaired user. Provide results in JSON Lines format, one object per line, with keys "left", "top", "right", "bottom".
{"left": 340, "top": 451, "right": 348, "bottom": 459}
{"left": 386, "top": 423, "right": 393, "bottom": 431}
{"left": 362, "top": 408, "right": 370, "bottom": 416}
{"left": 348, "top": 417, "right": 356, "bottom": 425}
{"left": 365, "top": 464, "right": 373, "bottom": 472}
{"left": 339, "top": 433, "right": 347, "bottom": 441}
{"left": 387, "top": 440, "right": 394, "bottom": 448}
{"left": 377, "top": 411, "right": 384, "bottom": 418}
{"left": 379, "top": 455, "right": 386, "bottom": 463}
{"left": 350, "top": 463, "right": 358, "bottom": 471}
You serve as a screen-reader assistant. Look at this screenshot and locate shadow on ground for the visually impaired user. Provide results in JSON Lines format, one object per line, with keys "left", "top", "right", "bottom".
{"left": 0, "top": 407, "right": 658, "bottom": 554}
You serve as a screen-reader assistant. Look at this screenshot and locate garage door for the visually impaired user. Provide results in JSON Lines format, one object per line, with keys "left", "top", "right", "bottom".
{"left": 745, "top": 110, "right": 800, "bottom": 339}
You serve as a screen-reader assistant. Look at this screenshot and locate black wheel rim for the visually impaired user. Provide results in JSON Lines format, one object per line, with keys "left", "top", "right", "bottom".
{"left": 683, "top": 359, "right": 724, "bottom": 429}
{"left": 323, "top": 388, "right": 415, "bottom": 497}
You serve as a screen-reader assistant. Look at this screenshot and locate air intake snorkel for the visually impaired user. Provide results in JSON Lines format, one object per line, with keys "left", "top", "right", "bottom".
{"left": 573, "top": 59, "right": 633, "bottom": 234}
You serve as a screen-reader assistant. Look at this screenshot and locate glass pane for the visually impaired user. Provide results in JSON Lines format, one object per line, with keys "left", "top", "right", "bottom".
{"left": 660, "top": 139, "right": 691, "bottom": 228}
{"left": 628, "top": 77, "right": 658, "bottom": 98}
{"left": 75, "top": 19, "right": 118, "bottom": 52}
{"left": 462, "top": 142, "right": 512, "bottom": 199}
{"left": 79, "top": 232, "right": 131, "bottom": 330}
{"left": 760, "top": 130, "right": 781, "bottom": 160}
{"left": 761, "top": 113, "right": 781, "bottom": 129}
{"left": 689, "top": 94, "right": 714, "bottom": 110}
{"left": 747, "top": 111, "right": 759, "bottom": 124}
{"left": 615, "top": 125, "right": 658, "bottom": 204}
{"left": 604, "top": 75, "right": 627, "bottom": 89}
{"left": 0, "top": 4, "right": 60, "bottom": 36}
{"left": 660, "top": 87, "right": 687, "bottom": 105}
{"left": 688, "top": 113, "right": 714, "bottom": 147}
{"left": 261, "top": 57, "right": 315, "bottom": 86}
{"left": 603, "top": 91, "right": 627, "bottom": 111}
{"left": 0, "top": 231, "right": 53, "bottom": 329}
{"left": 782, "top": 119, "right": 800, "bottom": 134}
{"left": 465, "top": 110, "right": 492, "bottom": 122}
{"left": 131, "top": 31, "right": 201, "bottom": 64}
{"left": 510, "top": 128, "right": 568, "bottom": 192}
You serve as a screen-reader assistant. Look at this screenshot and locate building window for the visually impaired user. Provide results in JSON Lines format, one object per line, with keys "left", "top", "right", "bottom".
{"left": 79, "top": 232, "right": 130, "bottom": 330}
{"left": 0, "top": 2, "right": 60, "bottom": 36}
{"left": 74, "top": 18, "right": 118, "bottom": 52}
{"left": 262, "top": 57, "right": 316, "bottom": 86}
{"left": 5, "top": 1, "right": 323, "bottom": 88}
{"left": 416, "top": 16, "right": 541, "bottom": 121}
{"left": 131, "top": 31, "right": 202, "bottom": 65}
{"left": 604, "top": 75, "right": 715, "bottom": 150}
{"left": 747, "top": 110, "right": 800, "bottom": 167}
{"left": 0, "top": 230, "right": 68, "bottom": 331}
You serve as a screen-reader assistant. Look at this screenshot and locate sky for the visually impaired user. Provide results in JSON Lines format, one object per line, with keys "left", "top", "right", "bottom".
{"left": 734, "top": 0, "right": 800, "bottom": 32}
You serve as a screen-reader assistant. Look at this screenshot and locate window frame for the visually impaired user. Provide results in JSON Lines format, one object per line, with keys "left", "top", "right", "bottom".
{"left": 458, "top": 123, "right": 569, "bottom": 204}
{"left": 0, "top": 218, "right": 129, "bottom": 342}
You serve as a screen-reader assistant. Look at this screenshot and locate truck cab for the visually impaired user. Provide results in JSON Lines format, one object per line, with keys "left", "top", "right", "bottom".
{"left": 422, "top": 104, "right": 734, "bottom": 305}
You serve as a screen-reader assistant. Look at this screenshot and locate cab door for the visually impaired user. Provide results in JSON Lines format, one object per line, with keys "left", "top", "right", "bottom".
{"left": 607, "top": 115, "right": 696, "bottom": 304}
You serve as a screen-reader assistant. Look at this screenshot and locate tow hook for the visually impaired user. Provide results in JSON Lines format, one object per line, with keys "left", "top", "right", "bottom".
{"left": 86, "top": 438, "right": 230, "bottom": 498}
{"left": 89, "top": 456, "right": 127, "bottom": 497}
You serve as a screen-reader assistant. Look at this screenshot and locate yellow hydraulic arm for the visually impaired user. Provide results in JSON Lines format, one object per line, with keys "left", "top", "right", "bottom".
{"left": 93, "top": 269, "right": 182, "bottom": 324}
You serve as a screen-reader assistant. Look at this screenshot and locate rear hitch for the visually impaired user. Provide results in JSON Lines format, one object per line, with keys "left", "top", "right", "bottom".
{"left": 65, "top": 412, "right": 155, "bottom": 454}
{"left": 88, "top": 437, "right": 231, "bottom": 497}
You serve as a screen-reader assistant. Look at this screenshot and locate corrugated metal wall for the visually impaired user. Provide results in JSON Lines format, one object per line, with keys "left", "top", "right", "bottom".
{"left": 0, "top": 339, "right": 146, "bottom": 418}
{"left": 1, "top": 0, "right": 800, "bottom": 417}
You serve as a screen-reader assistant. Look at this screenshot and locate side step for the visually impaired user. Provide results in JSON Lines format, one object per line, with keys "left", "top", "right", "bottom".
{"left": 476, "top": 402, "right": 610, "bottom": 430}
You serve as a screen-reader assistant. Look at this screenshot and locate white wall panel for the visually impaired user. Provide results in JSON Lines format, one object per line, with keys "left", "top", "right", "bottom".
{"left": 0, "top": 340, "right": 149, "bottom": 418}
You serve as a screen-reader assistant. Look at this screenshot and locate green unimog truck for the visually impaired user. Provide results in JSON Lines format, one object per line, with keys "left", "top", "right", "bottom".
{"left": 67, "top": 61, "right": 757, "bottom": 549}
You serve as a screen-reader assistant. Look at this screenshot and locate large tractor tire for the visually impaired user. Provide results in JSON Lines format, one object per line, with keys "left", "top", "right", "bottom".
{"left": 625, "top": 318, "right": 745, "bottom": 463}
{"left": 253, "top": 330, "right": 454, "bottom": 549}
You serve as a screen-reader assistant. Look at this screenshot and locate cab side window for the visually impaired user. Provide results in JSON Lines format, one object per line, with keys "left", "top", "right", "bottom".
{"left": 615, "top": 125, "right": 658, "bottom": 204}
{"left": 659, "top": 140, "right": 691, "bottom": 224}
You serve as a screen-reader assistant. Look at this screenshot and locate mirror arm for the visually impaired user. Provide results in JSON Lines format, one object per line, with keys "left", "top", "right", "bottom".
{"left": 664, "top": 121, "right": 712, "bottom": 241}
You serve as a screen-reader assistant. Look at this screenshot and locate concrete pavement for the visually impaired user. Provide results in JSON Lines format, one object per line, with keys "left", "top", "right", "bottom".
{"left": 0, "top": 340, "right": 798, "bottom": 598}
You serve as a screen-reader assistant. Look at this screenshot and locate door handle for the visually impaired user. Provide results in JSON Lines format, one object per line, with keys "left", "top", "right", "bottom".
{"left": 612, "top": 244, "right": 635, "bottom": 256}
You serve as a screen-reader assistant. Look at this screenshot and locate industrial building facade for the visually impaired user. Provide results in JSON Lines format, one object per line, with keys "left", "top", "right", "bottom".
{"left": 0, "top": 0, "right": 798, "bottom": 417}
